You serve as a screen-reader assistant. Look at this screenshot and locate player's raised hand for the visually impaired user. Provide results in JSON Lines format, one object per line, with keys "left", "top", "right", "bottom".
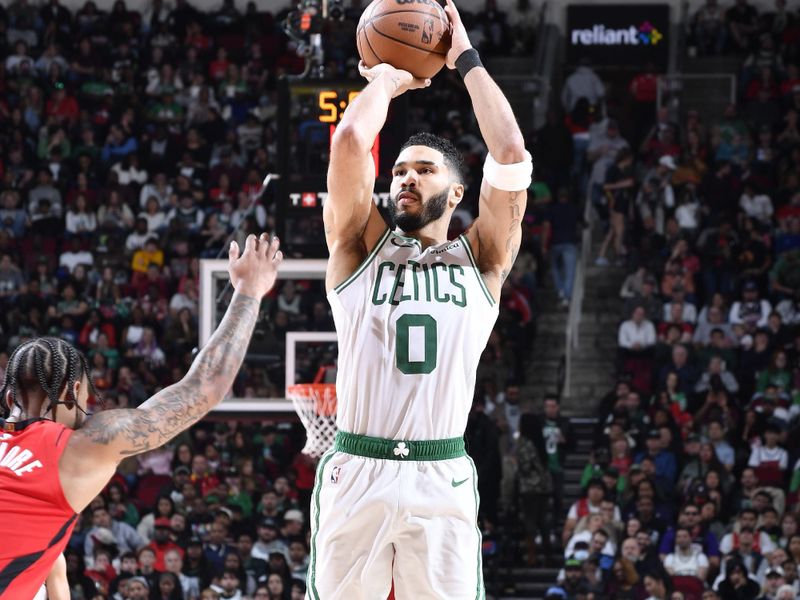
{"left": 228, "top": 233, "right": 283, "bottom": 298}
{"left": 358, "top": 61, "right": 431, "bottom": 97}
{"left": 443, "top": 0, "right": 473, "bottom": 70}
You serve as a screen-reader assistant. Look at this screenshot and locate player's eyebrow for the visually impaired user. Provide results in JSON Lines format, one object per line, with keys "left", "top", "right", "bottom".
{"left": 392, "top": 160, "right": 438, "bottom": 169}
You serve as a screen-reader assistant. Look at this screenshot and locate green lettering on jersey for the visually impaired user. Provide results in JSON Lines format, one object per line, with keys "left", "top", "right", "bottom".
{"left": 407, "top": 260, "right": 421, "bottom": 301}
{"left": 431, "top": 263, "right": 450, "bottom": 303}
{"left": 389, "top": 265, "right": 413, "bottom": 306}
{"left": 421, "top": 264, "right": 432, "bottom": 302}
{"left": 372, "top": 262, "right": 395, "bottom": 305}
{"left": 449, "top": 264, "right": 467, "bottom": 307}
{"left": 396, "top": 313, "right": 438, "bottom": 374}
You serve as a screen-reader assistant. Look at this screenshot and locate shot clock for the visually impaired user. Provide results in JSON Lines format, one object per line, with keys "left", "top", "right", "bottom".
{"left": 276, "top": 77, "right": 408, "bottom": 258}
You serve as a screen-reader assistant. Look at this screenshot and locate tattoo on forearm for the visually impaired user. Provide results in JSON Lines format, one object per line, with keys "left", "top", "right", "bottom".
{"left": 501, "top": 191, "right": 522, "bottom": 282}
{"left": 390, "top": 75, "right": 402, "bottom": 92}
{"left": 81, "top": 293, "right": 261, "bottom": 456}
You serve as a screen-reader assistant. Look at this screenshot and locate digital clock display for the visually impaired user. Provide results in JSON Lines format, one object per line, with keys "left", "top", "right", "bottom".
{"left": 276, "top": 78, "right": 408, "bottom": 258}
{"left": 318, "top": 90, "right": 361, "bottom": 123}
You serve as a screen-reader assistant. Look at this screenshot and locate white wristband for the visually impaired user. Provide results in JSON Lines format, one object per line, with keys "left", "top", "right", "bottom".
{"left": 483, "top": 150, "right": 533, "bottom": 191}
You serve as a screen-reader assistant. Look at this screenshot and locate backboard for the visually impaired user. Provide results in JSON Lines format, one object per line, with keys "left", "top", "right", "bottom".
{"left": 199, "top": 258, "right": 339, "bottom": 413}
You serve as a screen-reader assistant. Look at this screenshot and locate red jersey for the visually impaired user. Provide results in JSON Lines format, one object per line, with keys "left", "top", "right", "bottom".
{"left": 0, "top": 419, "right": 77, "bottom": 600}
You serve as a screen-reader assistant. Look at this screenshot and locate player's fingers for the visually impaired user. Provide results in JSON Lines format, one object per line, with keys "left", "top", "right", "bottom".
{"left": 259, "top": 232, "right": 270, "bottom": 255}
{"left": 445, "top": 0, "right": 461, "bottom": 24}
{"left": 228, "top": 240, "right": 240, "bottom": 262}
{"left": 244, "top": 233, "right": 257, "bottom": 254}
{"left": 358, "top": 61, "right": 372, "bottom": 79}
{"left": 269, "top": 236, "right": 281, "bottom": 260}
{"left": 273, "top": 249, "right": 284, "bottom": 264}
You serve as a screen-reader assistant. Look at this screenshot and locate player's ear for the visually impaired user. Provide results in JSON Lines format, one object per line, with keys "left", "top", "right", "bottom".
{"left": 450, "top": 182, "right": 464, "bottom": 205}
{"left": 4, "top": 390, "right": 13, "bottom": 413}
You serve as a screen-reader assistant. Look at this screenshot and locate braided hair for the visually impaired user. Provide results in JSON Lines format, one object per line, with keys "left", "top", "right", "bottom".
{"left": 0, "top": 337, "right": 100, "bottom": 419}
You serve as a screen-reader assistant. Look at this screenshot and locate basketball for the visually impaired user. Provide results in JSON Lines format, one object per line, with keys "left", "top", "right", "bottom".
{"left": 357, "top": 0, "right": 451, "bottom": 79}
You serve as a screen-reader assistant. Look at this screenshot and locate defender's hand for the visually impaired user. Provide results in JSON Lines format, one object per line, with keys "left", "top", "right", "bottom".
{"left": 444, "top": 0, "right": 473, "bottom": 70}
{"left": 228, "top": 233, "right": 283, "bottom": 298}
{"left": 358, "top": 61, "right": 431, "bottom": 97}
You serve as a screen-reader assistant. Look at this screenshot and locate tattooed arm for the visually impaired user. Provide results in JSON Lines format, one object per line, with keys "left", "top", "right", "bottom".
{"left": 59, "top": 234, "right": 282, "bottom": 512}
{"left": 445, "top": 0, "right": 528, "bottom": 302}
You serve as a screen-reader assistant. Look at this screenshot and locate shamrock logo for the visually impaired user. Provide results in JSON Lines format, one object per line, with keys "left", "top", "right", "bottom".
{"left": 393, "top": 442, "right": 409, "bottom": 458}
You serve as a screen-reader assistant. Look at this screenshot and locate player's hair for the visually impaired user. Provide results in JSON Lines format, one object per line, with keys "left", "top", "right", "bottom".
{"left": 400, "top": 132, "right": 465, "bottom": 183}
{"left": 0, "top": 337, "right": 99, "bottom": 418}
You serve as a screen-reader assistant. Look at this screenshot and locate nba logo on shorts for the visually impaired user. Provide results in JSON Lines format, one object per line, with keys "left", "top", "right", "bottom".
{"left": 330, "top": 466, "right": 342, "bottom": 484}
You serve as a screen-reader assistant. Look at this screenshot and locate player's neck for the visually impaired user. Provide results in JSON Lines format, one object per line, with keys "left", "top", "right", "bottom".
{"left": 394, "top": 223, "right": 448, "bottom": 250}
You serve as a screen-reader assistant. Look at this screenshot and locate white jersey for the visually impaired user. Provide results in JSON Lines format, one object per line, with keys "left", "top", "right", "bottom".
{"left": 328, "top": 229, "right": 499, "bottom": 440}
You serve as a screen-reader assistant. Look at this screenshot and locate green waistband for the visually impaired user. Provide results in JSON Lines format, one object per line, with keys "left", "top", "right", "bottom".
{"left": 334, "top": 431, "right": 466, "bottom": 461}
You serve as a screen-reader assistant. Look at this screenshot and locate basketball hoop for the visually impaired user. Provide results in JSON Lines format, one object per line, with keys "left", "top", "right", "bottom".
{"left": 287, "top": 382, "right": 337, "bottom": 458}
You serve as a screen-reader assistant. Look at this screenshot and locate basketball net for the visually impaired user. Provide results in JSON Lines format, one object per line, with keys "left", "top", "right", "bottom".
{"left": 287, "top": 369, "right": 338, "bottom": 458}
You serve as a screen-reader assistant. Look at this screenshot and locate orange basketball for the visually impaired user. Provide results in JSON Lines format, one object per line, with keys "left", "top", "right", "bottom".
{"left": 357, "top": 0, "right": 451, "bottom": 79}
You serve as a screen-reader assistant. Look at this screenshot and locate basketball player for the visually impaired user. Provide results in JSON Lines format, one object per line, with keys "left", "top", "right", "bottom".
{"left": 0, "top": 234, "right": 282, "bottom": 600}
{"left": 309, "top": 0, "right": 532, "bottom": 597}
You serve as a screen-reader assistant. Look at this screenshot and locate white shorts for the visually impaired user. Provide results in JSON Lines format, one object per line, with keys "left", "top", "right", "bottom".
{"left": 306, "top": 433, "right": 484, "bottom": 600}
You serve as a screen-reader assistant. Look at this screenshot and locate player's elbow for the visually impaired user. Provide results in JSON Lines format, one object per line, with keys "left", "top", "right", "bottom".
{"left": 331, "top": 124, "right": 370, "bottom": 155}
{"left": 492, "top": 137, "right": 527, "bottom": 164}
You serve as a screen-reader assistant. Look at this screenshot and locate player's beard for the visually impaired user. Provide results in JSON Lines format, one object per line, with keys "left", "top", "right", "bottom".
{"left": 389, "top": 187, "right": 449, "bottom": 233}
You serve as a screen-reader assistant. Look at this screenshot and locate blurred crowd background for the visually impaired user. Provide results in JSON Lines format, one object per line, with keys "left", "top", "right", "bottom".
{"left": 0, "top": 0, "right": 538, "bottom": 598}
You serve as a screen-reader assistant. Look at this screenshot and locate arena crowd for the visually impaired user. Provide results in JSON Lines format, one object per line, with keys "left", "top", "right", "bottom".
{"left": 536, "top": 2, "right": 800, "bottom": 599}
{"left": 0, "top": 0, "right": 537, "bottom": 598}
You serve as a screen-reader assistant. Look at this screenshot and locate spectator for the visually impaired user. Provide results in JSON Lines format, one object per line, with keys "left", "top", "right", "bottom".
{"left": 544, "top": 187, "right": 580, "bottom": 306}
{"left": 727, "top": 0, "right": 759, "bottom": 52}
{"left": 562, "top": 478, "right": 607, "bottom": 544}
{"left": 217, "top": 569, "right": 244, "bottom": 600}
{"left": 634, "top": 429, "right": 678, "bottom": 492}
{"left": 643, "top": 571, "right": 671, "bottom": 600}
{"left": 149, "top": 518, "right": 185, "bottom": 572}
{"left": 516, "top": 412, "right": 553, "bottom": 566}
{"left": 85, "top": 505, "right": 146, "bottom": 563}
{"left": 597, "top": 148, "right": 635, "bottom": 266}
{"left": 561, "top": 59, "right": 605, "bottom": 112}
{"left": 664, "top": 527, "right": 710, "bottom": 580}
{"left": 747, "top": 421, "right": 789, "bottom": 487}
{"left": 716, "top": 558, "right": 760, "bottom": 599}
{"left": 588, "top": 119, "right": 630, "bottom": 221}
{"left": 542, "top": 395, "right": 573, "bottom": 521}
{"left": 720, "top": 509, "right": 778, "bottom": 558}
{"left": 102, "top": 123, "right": 138, "bottom": 164}
{"left": 560, "top": 557, "right": 592, "bottom": 597}
{"left": 693, "top": 0, "right": 726, "bottom": 55}
{"left": 251, "top": 519, "right": 288, "bottom": 562}
{"left": 619, "top": 305, "right": 657, "bottom": 352}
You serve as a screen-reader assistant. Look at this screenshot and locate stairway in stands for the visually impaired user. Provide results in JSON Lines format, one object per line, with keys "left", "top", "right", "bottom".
{"left": 522, "top": 276, "right": 566, "bottom": 407}
{"left": 489, "top": 418, "right": 596, "bottom": 600}
{"left": 492, "top": 228, "right": 627, "bottom": 599}
{"left": 560, "top": 253, "right": 628, "bottom": 414}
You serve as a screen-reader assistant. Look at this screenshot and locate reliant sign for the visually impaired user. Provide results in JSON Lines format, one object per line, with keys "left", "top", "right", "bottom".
{"left": 567, "top": 4, "right": 670, "bottom": 69}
